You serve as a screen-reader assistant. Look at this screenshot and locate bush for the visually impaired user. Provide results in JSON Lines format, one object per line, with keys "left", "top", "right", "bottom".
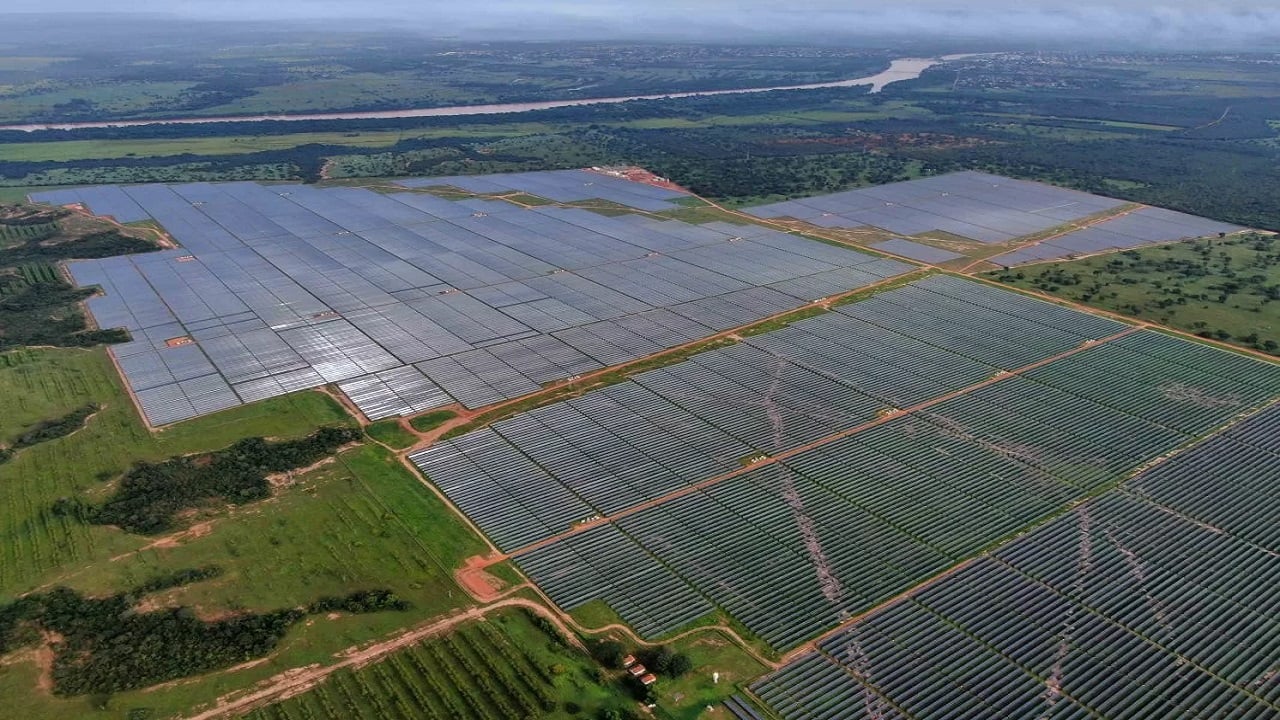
{"left": 638, "top": 644, "right": 693, "bottom": 677}
{"left": 8, "top": 403, "right": 98, "bottom": 451}
{"left": 131, "top": 566, "right": 223, "bottom": 595}
{"left": 307, "top": 589, "right": 410, "bottom": 614}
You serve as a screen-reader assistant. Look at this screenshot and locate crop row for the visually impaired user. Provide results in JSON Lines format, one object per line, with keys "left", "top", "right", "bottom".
{"left": 0, "top": 221, "right": 58, "bottom": 244}
{"left": 247, "top": 619, "right": 558, "bottom": 720}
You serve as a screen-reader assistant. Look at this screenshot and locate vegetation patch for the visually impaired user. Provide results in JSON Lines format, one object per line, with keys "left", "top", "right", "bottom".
{"left": 986, "top": 233, "right": 1280, "bottom": 355}
{"left": 0, "top": 581, "right": 407, "bottom": 697}
{"left": 0, "top": 205, "right": 63, "bottom": 246}
{"left": 363, "top": 419, "right": 417, "bottom": 449}
{"left": 0, "top": 402, "right": 97, "bottom": 463}
{"left": 54, "top": 426, "right": 362, "bottom": 534}
{"left": 407, "top": 409, "right": 457, "bottom": 433}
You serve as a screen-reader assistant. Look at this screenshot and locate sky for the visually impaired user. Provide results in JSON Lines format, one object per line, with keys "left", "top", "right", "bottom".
{"left": 3, "top": 1, "right": 1280, "bottom": 48}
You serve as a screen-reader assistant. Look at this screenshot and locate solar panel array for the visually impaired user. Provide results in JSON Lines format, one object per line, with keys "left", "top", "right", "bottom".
{"left": 31, "top": 184, "right": 152, "bottom": 223}
{"left": 413, "top": 277, "right": 1280, "bottom": 647}
{"left": 745, "top": 171, "right": 1127, "bottom": 243}
{"left": 412, "top": 276, "right": 1129, "bottom": 549}
{"left": 39, "top": 177, "right": 909, "bottom": 426}
{"left": 751, "top": 404, "right": 1280, "bottom": 719}
{"left": 868, "top": 238, "right": 964, "bottom": 264}
{"left": 396, "top": 169, "right": 692, "bottom": 212}
{"left": 991, "top": 205, "right": 1246, "bottom": 266}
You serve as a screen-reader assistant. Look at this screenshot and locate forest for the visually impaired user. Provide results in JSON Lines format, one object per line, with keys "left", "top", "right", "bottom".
{"left": 6, "top": 52, "right": 1280, "bottom": 233}
{"left": 0, "top": 23, "right": 892, "bottom": 124}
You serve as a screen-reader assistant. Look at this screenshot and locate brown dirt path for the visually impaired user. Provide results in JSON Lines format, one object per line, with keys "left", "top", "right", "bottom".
{"left": 455, "top": 555, "right": 509, "bottom": 602}
{"left": 955, "top": 203, "right": 1145, "bottom": 274}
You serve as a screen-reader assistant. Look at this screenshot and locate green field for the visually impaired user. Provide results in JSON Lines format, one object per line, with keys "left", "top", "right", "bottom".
{"left": 0, "top": 124, "right": 563, "bottom": 163}
{"left": 985, "top": 233, "right": 1280, "bottom": 356}
{"left": 244, "top": 610, "right": 769, "bottom": 720}
{"left": 0, "top": 348, "right": 350, "bottom": 593}
{"left": 365, "top": 419, "right": 419, "bottom": 449}
{"left": 0, "top": 347, "right": 495, "bottom": 718}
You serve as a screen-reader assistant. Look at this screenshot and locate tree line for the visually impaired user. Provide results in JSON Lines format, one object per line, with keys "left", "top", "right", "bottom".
{"left": 0, "top": 402, "right": 98, "bottom": 464}
{"left": 0, "top": 575, "right": 409, "bottom": 697}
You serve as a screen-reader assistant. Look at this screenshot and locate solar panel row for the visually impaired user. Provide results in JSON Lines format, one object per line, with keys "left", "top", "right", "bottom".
{"left": 396, "top": 169, "right": 690, "bottom": 211}
{"left": 417, "top": 277, "right": 1279, "bottom": 646}
{"left": 754, "top": 404, "right": 1280, "bottom": 719}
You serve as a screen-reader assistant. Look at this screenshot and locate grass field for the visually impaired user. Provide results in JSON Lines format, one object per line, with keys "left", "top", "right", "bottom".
{"left": 653, "top": 631, "right": 770, "bottom": 720}
{"left": 0, "top": 346, "right": 498, "bottom": 718}
{"left": 408, "top": 409, "right": 457, "bottom": 433}
{"left": 0, "top": 102, "right": 929, "bottom": 165}
{"left": 985, "top": 233, "right": 1280, "bottom": 356}
{"left": 0, "top": 124, "right": 564, "bottom": 162}
{"left": 0, "top": 348, "right": 353, "bottom": 599}
{"left": 365, "top": 419, "right": 419, "bottom": 449}
{"left": 0, "top": 81, "right": 200, "bottom": 123}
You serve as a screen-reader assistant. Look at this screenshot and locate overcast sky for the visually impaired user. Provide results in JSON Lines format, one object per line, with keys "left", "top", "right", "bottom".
{"left": 3, "top": 1, "right": 1279, "bottom": 48}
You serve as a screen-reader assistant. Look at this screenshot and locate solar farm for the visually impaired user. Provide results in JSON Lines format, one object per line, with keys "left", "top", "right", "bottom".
{"left": 33, "top": 171, "right": 909, "bottom": 425}
{"left": 27, "top": 167, "right": 1279, "bottom": 719}
{"left": 745, "top": 171, "right": 1246, "bottom": 266}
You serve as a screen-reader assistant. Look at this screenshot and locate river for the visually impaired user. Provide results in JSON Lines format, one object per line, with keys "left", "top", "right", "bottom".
{"left": 0, "top": 55, "right": 971, "bottom": 133}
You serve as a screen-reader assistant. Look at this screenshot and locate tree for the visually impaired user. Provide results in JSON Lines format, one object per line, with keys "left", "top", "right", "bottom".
{"left": 648, "top": 645, "right": 676, "bottom": 673}
{"left": 668, "top": 653, "right": 694, "bottom": 677}
{"left": 591, "top": 640, "right": 626, "bottom": 669}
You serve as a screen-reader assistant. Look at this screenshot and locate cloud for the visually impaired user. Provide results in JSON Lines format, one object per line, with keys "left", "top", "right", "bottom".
{"left": 2, "top": 1, "right": 1279, "bottom": 48}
